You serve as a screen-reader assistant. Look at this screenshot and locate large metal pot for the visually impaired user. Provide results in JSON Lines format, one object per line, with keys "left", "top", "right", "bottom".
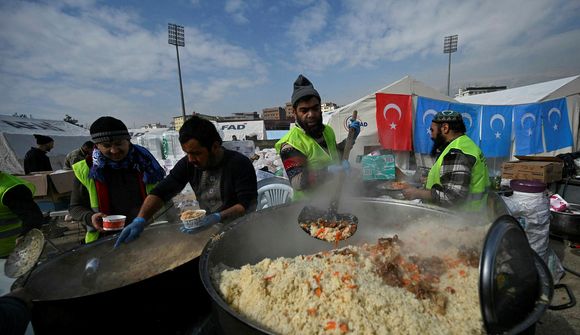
{"left": 550, "top": 203, "right": 580, "bottom": 241}
{"left": 26, "top": 221, "right": 220, "bottom": 334}
{"left": 200, "top": 197, "right": 551, "bottom": 335}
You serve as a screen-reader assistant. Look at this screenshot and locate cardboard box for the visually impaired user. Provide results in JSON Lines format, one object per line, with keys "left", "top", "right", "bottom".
{"left": 48, "top": 170, "right": 75, "bottom": 194}
{"left": 17, "top": 172, "right": 50, "bottom": 196}
{"left": 502, "top": 156, "right": 563, "bottom": 183}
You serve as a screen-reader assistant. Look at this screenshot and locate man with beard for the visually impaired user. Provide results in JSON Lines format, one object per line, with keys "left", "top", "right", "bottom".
{"left": 23, "top": 134, "right": 54, "bottom": 174}
{"left": 402, "top": 111, "right": 489, "bottom": 211}
{"left": 115, "top": 116, "right": 257, "bottom": 245}
{"left": 275, "top": 74, "right": 361, "bottom": 200}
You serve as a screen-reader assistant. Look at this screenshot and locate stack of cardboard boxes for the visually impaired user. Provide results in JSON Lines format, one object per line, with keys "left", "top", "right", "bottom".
{"left": 501, "top": 156, "right": 564, "bottom": 183}
{"left": 17, "top": 170, "right": 75, "bottom": 202}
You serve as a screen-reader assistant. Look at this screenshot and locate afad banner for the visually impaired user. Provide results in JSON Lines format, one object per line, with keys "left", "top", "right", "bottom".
{"left": 375, "top": 93, "right": 412, "bottom": 151}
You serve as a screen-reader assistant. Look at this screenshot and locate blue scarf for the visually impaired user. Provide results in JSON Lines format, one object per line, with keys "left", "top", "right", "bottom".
{"left": 89, "top": 144, "right": 165, "bottom": 184}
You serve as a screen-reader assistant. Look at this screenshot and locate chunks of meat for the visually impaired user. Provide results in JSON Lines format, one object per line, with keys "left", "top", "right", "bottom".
{"left": 457, "top": 246, "right": 480, "bottom": 268}
{"left": 417, "top": 256, "right": 447, "bottom": 276}
{"left": 378, "top": 235, "right": 403, "bottom": 249}
{"left": 334, "top": 248, "right": 358, "bottom": 257}
{"left": 377, "top": 262, "right": 404, "bottom": 287}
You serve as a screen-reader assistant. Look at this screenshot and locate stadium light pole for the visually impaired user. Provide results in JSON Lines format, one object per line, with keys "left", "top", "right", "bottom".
{"left": 168, "top": 23, "right": 186, "bottom": 120}
{"left": 443, "top": 34, "right": 458, "bottom": 96}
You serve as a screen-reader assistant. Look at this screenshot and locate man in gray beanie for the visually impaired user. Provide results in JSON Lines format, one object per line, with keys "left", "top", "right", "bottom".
{"left": 275, "top": 74, "right": 361, "bottom": 199}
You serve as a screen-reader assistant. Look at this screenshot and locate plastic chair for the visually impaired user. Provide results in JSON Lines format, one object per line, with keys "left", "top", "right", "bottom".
{"left": 257, "top": 183, "right": 294, "bottom": 211}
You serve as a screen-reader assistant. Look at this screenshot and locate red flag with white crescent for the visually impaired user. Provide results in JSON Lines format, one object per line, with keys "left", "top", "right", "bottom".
{"left": 375, "top": 93, "right": 413, "bottom": 151}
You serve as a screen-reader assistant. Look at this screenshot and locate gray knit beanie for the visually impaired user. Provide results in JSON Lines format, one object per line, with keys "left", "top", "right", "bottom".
{"left": 291, "top": 74, "right": 320, "bottom": 106}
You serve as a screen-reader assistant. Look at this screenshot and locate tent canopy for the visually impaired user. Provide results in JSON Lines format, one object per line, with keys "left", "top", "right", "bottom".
{"left": 0, "top": 115, "right": 90, "bottom": 174}
{"left": 456, "top": 75, "right": 580, "bottom": 105}
{"left": 325, "top": 75, "right": 454, "bottom": 168}
{"left": 457, "top": 75, "right": 580, "bottom": 158}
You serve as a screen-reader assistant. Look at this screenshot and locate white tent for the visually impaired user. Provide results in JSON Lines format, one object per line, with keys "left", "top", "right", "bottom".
{"left": 0, "top": 115, "right": 90, "bottom": 174}
{"left": 325, "top": 76, "right": 455, "bottom": 169}
{"left": 456, "top": 75, "right": 580, "bottom": 157}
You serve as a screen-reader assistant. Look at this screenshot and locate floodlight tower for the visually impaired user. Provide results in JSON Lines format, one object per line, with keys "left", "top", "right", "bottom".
{"left": 168, "top": 23, "right": 186, "bottom": 119}
{"left": 443, "top": 34, "right": 458, "bottom": 96}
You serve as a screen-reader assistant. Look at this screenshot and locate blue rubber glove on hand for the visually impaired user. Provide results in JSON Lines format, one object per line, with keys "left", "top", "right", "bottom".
{"left": 327, "top": 160, "right": 351, "bottom": 176}
{"left": 180, "top": 213, "right": 221, "bottom": 234}
{"left": 114, "top": 217, "right": 146, "bottom": 248}
{"left": 348, "top": 117, "right": 361, "bottom": 139}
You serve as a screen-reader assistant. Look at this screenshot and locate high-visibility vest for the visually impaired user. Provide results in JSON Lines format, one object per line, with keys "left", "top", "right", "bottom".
{"left": 72, "top": 160, "right": 156, "bottom": 243}
{"left": 426, "top": 135, "right": 490, "bottom": 212}
{"left": 275, "top": 125, "right": 340, "bottom": 200}
{"left": 0, "top": 173, "right": 35, "bottom": 257}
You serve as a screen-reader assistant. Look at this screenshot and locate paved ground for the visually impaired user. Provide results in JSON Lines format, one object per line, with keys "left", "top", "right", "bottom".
{"left": 536, "top": 238, "right": 580, "bottom": 335}
{"left": 31, "top": 217, "right": 580, "bottom": 334}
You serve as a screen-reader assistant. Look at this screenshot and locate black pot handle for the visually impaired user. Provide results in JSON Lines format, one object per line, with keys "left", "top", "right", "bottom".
{"left": 549, "top": 284, "right": 576, "bottom": 310}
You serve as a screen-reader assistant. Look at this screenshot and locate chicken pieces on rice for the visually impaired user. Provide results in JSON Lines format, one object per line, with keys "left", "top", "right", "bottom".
{"left": 212, "top": 235, "right": 484, "bottom": 335}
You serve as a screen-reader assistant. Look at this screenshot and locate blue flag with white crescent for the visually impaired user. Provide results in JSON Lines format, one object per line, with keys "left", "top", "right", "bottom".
{"left": 541, "top": 98, "right": 572, "bottom": 151}
{"left": 480, "top": 105, "right": 513, "bottom": 157}
{"left": 449, "top": 102, "right": 481, "bottom": 143}
{"left": 414, "top": 97, "right": 449, "bottom": 154}
{"left": 514, "top": 103, "right": 543, "bottom": 155}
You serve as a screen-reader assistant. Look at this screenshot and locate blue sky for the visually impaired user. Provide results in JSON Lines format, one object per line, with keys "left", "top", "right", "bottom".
{"left": 1, "top": 0, "right": 579, "bottom": 128}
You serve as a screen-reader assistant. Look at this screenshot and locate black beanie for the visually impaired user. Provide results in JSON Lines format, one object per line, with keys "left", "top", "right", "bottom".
{"left": 291, "top": 74, "right": 320, "bottom": 106}
{"left": 90, "top": 116, "right": 131, "bottom": 144}
{"left": 34, "top": 134, "right": 54, "bottom": 145}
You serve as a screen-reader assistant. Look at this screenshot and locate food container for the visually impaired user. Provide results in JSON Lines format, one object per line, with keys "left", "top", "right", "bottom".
{"left": 550, "top": 203, "right": 580, "bottom": 241}
{"left": 181, "top": 209, "right": 207, "bottom": 229}
{"left": 200, "top": 198, "right": 552, "bottom": 335}
{"left": 102, "top": 215, "right": 126, "bottom": 231}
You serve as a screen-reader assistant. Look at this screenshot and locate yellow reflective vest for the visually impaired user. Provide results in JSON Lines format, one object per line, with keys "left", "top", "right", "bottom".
{"left": 72, "top": 160, "right": 156, "bottom": 243}
{"left": 426, "top": 135, "right": 489, "bottom": 212}
{"left": 0, "top": 173, "right": 35, "bottom": 257}
{"left": 275, "top": 125, "right": 340, "bottom": 200}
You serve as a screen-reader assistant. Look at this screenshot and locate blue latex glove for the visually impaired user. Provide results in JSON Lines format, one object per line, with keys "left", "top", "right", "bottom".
{"left": 180, "top": 212, "right": 221, "bottom": 234}
{"left": 327, "top": 160, "right": 351, "bottom": 176}
{"left": 348, "top": 117, "right": 361, "bottom": 139}
{"left": 114, "top": 217, "right": 146, "bottom": 248}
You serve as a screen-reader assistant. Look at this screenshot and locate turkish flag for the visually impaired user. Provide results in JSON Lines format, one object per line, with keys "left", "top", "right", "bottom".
{"left": 375, "top": 93, "right": 413, "bottom": 151}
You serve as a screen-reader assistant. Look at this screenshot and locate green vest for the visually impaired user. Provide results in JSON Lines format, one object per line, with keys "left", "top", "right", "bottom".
{"left": 275, "top": 125, "right": 340, "bottom": 200}
{"left": 72, "top": 160, "right": 156, "bottom": 243}
{"left": 426, "top": 135, "right": 489, "bottom": 212}
{"left": 0, "top": 173, "right": 36, "bottom": 257}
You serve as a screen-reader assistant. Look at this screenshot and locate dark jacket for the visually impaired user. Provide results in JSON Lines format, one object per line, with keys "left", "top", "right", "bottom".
{"left": 23, "top": 147, "right": 52, "bottom": 174}
{"left": 151, "top": 149, "right": 257, "bottom": 219}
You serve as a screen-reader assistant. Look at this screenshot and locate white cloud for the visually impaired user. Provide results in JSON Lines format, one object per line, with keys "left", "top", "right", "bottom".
{"left": 0, "top": 0, "right": 269, "bottom": 125}
{"left": 287, "top": 1, "right": 330, "bottom": 44}
{"left": 289, "top": 0, "right": 580, "bottom": 75}
{"left": 225, "top": 0, "right": 249, "bottom": 24}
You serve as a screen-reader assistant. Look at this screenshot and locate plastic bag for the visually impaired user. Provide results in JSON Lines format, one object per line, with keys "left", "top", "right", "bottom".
{"left": 502, "top": 191, "right": 564, "bottom": 283}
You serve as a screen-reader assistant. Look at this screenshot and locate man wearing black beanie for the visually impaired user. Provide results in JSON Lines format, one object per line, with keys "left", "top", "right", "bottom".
{"left": 23, "top": 134, "right": 54, "bottom": 174}
{"left": 275, "top": 74, "right": 361, "bottom": 199}
{"left": 69, "top": 116, "right": 166, "bottom": 244}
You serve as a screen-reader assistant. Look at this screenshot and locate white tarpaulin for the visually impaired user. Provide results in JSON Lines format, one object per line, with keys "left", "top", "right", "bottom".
{"left": 0, "top": 115, "right": 90, "bottom": 174}
{"left": 214, "top": 120, "right": 266, "bottom": 141}
{"left": 325, "top": 76, "right": 454, "bottom": 169}
{"left": 456, "top": 75, "right": 580, "bottom": 158}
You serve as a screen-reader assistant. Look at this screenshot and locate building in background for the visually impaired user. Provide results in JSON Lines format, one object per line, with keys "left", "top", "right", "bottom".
{"left": 321, "top": 102, "right": 339, "bottom": 113}
{"left": 456, "top": 85, "right": 507, "bottom": 97}
{"left": 284, "top": 102, "right": 295, "bottom": 121}
{"left": 262, "top": 106, "right": 291, "bottom": 130}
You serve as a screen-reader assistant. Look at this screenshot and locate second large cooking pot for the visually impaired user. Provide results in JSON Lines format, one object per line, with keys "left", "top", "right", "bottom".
{"left": 200, "top": 197, "right": 552, "bottom": 334}
{"left": 25, "top": 221, "right": 220, "bottom": 334}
